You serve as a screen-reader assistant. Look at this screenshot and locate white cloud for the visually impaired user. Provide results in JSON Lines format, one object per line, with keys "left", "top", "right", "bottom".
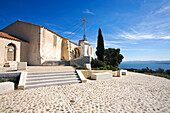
{"left": 161, "top": 36, "right": 170, "bottom": 39}
{"left": 155, "top": 4, "right": 170, "bottom": 14}
{"left": 122, "top": 48, "right": 154, "bottom": 51}
{"left": 63, "top": 31, "right": 75, "bottom": 35}
{"left": 114, "top": 1, "right": 170, "bottom": 40}
{"left": 120, "top": 32, "right": 155, "bottom": 40}
{"left": 83, "top": 9, "right": 95, "bottom": 15}
{"left": 45, "top": 23, "right": 63, "bottom": 29}
{"left": 119, "top": 31, "right": 170, "bottom": 40}
{"left": 105, "top": 41, "right": 123, "bottom": 44}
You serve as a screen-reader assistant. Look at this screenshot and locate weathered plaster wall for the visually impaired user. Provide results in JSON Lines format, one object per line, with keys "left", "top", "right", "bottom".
{"left": 61, "top": 39, "right": 69, "bottom": 60}
{"left": 2, "top": 21, "right": 41, "bottom": 65}
{"left": 89, "top": 45, "right": 94, "bottom": 58}
{"left": 20, "top": 42, "right": 29, "bottom": 62}
{"left": 0, "top": 37, "right": 20, "bottom": 66}
{"left": 69, "top": 41, "right": 80, "bottom": 60}
{"left": 40, "top": 28, "right": 62, "bottom": 63}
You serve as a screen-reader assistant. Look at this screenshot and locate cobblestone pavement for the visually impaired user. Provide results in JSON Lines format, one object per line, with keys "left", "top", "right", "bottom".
{"left": 0, "top": 72, "right": 170, "bottom": 113}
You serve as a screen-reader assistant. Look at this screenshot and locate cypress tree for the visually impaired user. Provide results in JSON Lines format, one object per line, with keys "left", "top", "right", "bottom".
{"left": 96, "top": 28, "right": 104, "bottom": 61}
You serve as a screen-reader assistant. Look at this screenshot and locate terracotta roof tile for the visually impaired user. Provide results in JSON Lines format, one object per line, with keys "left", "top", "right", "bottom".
{"left": 0, "top": 32, "right": 24, "bottom": 42}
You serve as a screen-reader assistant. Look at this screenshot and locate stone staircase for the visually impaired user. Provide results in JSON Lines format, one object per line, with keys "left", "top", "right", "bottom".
{"left": 42, "top": 60, "right": 70, "bottom": 66}
{"left": 25, "top": 70, "right": 81, "bottom": 89}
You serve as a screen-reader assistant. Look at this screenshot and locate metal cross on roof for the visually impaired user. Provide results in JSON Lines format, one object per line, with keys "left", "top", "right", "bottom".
{"left": 81, "top": 16, "right": 88, "bottom": 41}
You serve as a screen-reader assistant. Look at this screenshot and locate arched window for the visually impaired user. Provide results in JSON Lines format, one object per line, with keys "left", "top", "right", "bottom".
{"left": 74, "top": 48, "right": 80, "bottom": 58}
{"left": 7, "top": 43, "right": 16, "bottom": 61}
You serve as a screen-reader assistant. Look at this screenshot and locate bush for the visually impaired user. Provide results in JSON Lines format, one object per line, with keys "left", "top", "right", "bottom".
{"left": 0, "top": 77, "right": 20, "bottom": 89}
{"left": 73, "top": 64, "right": 81, "bottom": 69}
{"left": 91, "top": 59, "right": 106, "bottom": 68}
{"left": 104, "top": 48, "right": 124, "bottom": 67}
{"left": 99, "top": 65, "right": 121, "bottom": 71}
{"left": 166, "top": 70, "right": 170, "bottom": 75}
{"left": 156, "top": 68, "right": 165, "bottom": 74}
{"left": 0, "top": 78, "right": 7, "bottom": 82}
{"left": 99, "top": 66, "right": 107, "bottom": 70}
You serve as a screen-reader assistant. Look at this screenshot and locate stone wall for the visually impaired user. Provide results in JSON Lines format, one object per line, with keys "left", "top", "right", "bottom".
{"left": 89, "top": 45, "right": 94, "bottom": 58}
{"left": 2, "top": 21, "right": 41, "bottom": 65}
{"left": 81, "top": 70, "right": 113, "bottom": 79}
{"left": 40, "top": 28, "right": 63, "bottom": 62}
{"left": 0, "top": 37, "right": 21, "bottom": 67}
{"left": 70, "top": 56, "right": 92, "bottom": 66}
{"left": 61, "top": 39, "right": 69, "bottom": 60}
{"left": 69, "top": 41, "right": 80, "bottom": 60}
{"left": 20, "top": 42, "right": 29, "bottom": 62}
{"left": 40, "top": 28, "right": 80, "bottom": 62}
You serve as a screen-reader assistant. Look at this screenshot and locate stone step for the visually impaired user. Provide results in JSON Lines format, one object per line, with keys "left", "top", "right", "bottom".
{"left": 25, "top": 81, "right": 80, "bottom": 89}
{"left": 27, "top": 71, "right": 75, "bottom": 75}
{"left": 27, "top": 73, "right": 77, "bottom": 78}
{"left": 25, "top": 70, "right": 81, "bottom": 89}
{"left": 27, "top": 75, "right": 78, "bottom": 81}
{"left": 26, "top": 78, "right": 80, "bottom": 85}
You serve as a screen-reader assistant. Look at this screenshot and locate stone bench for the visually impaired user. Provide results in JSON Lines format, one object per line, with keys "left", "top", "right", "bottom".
{"left": 117, "top": 70, "right": 128, "bottom": 76}
{"left": 0, "top": 82, "right": 14, "bottom": 94}
{"left": 91, "top": 72, "right": 112, "bottom": 80}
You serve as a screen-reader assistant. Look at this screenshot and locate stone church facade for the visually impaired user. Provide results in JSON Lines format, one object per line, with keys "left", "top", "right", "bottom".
{"left": 0, "top": 20, "right": 94, "bottom": 67}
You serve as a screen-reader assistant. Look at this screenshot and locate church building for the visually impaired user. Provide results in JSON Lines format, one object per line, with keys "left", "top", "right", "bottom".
{"left": 0, "top": 20, "right": 94, "bottom": 67}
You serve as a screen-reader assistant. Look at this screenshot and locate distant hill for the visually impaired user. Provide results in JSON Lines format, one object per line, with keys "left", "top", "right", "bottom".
{"left": 122, "top": 60, "right": 170, "bottom": 64}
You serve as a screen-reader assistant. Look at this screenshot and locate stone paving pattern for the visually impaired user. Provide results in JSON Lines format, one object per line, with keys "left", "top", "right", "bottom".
{"left": 0, "top": 72, "right": 170, "bottom": 113}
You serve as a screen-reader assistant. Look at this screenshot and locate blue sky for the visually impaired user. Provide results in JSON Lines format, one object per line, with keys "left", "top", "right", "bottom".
{"left": 0, "top": 0, "right": 170, "bottom": 61}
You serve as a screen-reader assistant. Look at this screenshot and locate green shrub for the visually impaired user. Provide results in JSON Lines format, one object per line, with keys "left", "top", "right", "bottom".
{"left": 166, "top": 70, "right": 170, "bottom": 75}
{"left": 0, "top": 78, "right": 7, "bottom": 82}
{"left": 91, "top": 59, "right": 106, "bottom": 68}
{"left": 156, "top": 68, "right": 165, "bottom": 74}
{"left": 117, "top": 67, "right": 121, "bottom": 70}
{"left": 99, "top": 66, "right": 107, "bottom": 70}
{"left": 73, "top": 64, "right": 89, "bottom": 70}
{"left": 98, "top": 65, "right": 121, "bottom": 71}
{"left": 0, "top": 77, "right": 20, "bottom": 89}
{"left": 73, "top": 64, "right": 82, "bottom": 69}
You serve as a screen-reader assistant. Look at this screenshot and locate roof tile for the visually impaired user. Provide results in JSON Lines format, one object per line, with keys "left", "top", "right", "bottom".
{"left": 0, "top": 32, "right": 23, "bottom": 42}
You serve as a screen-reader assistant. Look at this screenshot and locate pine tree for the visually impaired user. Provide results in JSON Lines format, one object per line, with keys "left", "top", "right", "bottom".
{"left": 96, "top": 28, "right": 104, "bottom": 61}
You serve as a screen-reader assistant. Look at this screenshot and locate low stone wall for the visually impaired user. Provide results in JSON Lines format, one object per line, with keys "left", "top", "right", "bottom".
{"left": 81, "top": 70, "right": 112, "bottom": 79}
{"left": 112, "top": 71, "right": 118, "bottom": 77}
{"left": 0, "top": 72, "right": 21, "bottom": 89}
{"left": 0, "top": 82, "right": 14, "bottom": 94}
{"left": 91, "top": 72, "right": 112, "bottom": 80}
{"left": 0, "top": 72, "right": 21, "bottom": 78}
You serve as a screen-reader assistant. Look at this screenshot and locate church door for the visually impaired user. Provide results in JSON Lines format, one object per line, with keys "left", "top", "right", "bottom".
{"left": 7, "top": 43, "right": 16, "bottom": 61}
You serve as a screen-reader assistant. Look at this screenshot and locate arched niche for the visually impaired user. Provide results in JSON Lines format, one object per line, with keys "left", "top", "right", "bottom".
{"left": 7, "top": 43, "right": 16, "bottom": 61}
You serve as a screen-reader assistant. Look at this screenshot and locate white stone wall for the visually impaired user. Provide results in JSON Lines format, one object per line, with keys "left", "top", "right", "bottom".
{"left": 89, "top": 45, "right": 94, "bottom": 58}
{"left": 2, "top": 21, "right": 41, "bottom": 65}
{"left": 68, "top": 41, "right": 80, "bottom": 60}
{"left": 0, "top": 37, "right": 21, "bottom": 66}
{"left": 40, "top": 28, "right": 63, "bottom": 63}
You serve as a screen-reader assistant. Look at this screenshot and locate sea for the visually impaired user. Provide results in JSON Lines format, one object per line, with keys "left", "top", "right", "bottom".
{"left": 119, "top": 61, "right": 170, "bottom": 71}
